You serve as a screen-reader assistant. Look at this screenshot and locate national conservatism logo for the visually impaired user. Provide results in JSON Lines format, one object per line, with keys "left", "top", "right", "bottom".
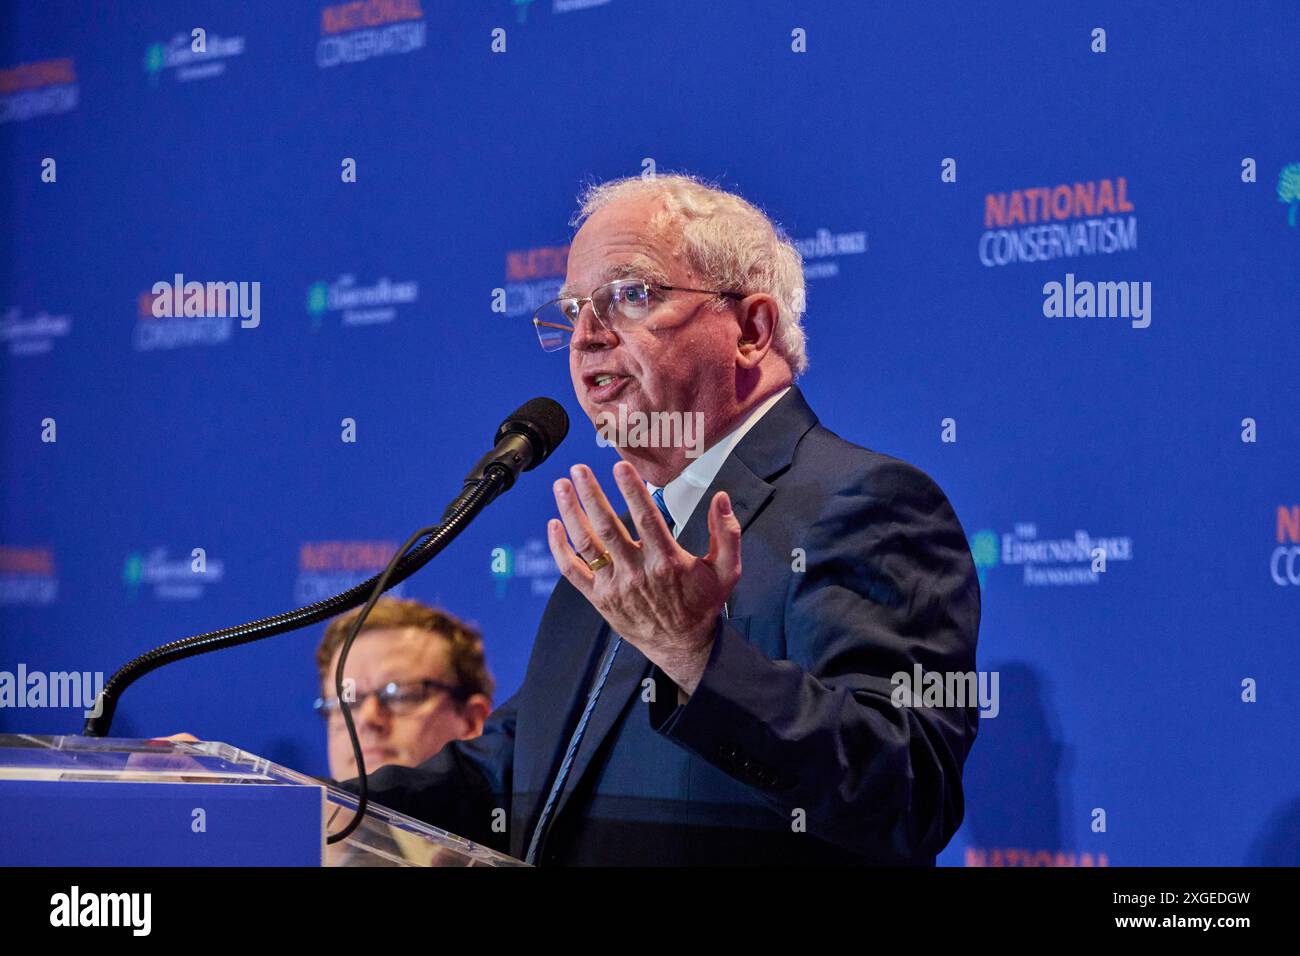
{"left": 0, "top": 57, "right": 78, "bottom": 123}
{"left": 296, "top": 540, "right": 405, "bottom": 603}
{"left": 980, "top": 176, "right": 1136, "bottom": 268}
{"left": 316, "top": 0, "right": 427, "bottom": 69}
{"left": 1270, "top": 504, "right": 1300, "bottom": 586}
{"left": 497, "top": 244, "right": 568, "bottom": 319}
{"left": 0, "top": 546, "right": 58, "bottom": 606}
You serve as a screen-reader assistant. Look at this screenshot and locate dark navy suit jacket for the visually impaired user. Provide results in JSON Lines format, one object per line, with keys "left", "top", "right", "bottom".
{"left": 349, "top": 386, "right": 981, "bottom": 865}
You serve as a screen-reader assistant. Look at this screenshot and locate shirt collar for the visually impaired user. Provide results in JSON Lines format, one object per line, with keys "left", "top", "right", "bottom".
{"left": 646, "top": 386, "right": 791, "bottom": 538}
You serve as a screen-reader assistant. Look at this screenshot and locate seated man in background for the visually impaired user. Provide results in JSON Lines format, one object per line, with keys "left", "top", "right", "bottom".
{"left": 315, "top": 597, "right": 493, "bottom": 779}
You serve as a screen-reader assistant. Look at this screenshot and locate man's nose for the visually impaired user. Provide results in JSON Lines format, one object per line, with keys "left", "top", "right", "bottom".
{"left": 355, "top": 693, "right": 390, "bottom": 728}
{"left": 570, "top": 300, "right": 616, "bottom": 351}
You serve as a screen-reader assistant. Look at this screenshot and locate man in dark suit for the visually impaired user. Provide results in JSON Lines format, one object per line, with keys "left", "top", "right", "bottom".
{"left": 347, "top": 173, "right": 981, "bottom": 865}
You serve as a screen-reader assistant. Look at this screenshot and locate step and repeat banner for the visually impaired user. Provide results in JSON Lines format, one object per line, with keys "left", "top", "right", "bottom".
{"left": 1, "top": 1, "right": 1296, "bottom": 866}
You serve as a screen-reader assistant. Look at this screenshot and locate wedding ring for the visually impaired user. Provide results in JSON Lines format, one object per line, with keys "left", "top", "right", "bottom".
{"left": 586, "top": 550, "right": 612, "bottom": 572}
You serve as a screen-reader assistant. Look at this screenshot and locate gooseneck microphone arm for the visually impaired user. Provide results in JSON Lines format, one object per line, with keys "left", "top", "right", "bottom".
{"left": 82, "top": 396, "right": 570, "bottom": 738}
{"left": 82, "top": 469, "right": 507, "bottom": 738}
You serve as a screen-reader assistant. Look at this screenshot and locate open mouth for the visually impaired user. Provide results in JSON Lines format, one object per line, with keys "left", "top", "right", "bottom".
{"left": 584, "top": 372, "right": 632, "bottom": 402}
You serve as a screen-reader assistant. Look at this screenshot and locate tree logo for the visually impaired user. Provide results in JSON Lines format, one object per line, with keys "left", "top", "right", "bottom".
{"left": 122, "top": 552, "right": 143, "bottom": 600}
{"left": 1278, "top": 163, "right": 1300, "bottom": 228}
{"left": 307, "top": 282, "right": 329, "bottom": 329}
{"left": 970, "top": 530, "right": 999, "bottom": 588}
{"left": 144, "top": 43, "right": 164, "bottom": 87}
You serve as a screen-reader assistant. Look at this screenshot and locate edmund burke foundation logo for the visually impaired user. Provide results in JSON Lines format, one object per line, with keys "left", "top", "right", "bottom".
{"left": 306, "top": 274, "right": 418, "bottom": 328}
{"left": 972, "top": 523, "right": 1133, "bottom": 587}
{"left": 123, "top": 548, "right": 225, "bottom": 601}
{"left": 491, "top": 540, "right": 560, "bottom": 598}
{"left": 144, "top": 31, "right": 246, "bottom": 85}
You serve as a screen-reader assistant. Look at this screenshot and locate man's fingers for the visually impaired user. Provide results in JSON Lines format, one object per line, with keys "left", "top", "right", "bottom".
{"left": 553, "top": 476, "right": 608, "bottom": 562}
{"left": 612, "top": 460, "right": 676, "bottom": 552}
{"left": 547, "top": 516, "right": 594, "bottom": 591}
{"left": 704, "top": 491, "right": 742, "bottom": 584}
{"left": 569, "top": 464, "right": 637, "bottom": 560}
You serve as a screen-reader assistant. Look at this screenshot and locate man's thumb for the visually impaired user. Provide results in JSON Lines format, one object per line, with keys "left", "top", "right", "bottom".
{"left": 706, "top": 491, "right": 742, "bottom": 579}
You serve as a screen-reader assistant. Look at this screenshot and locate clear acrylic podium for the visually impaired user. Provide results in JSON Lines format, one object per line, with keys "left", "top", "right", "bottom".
{"left": 0, "top": 734, "right": 526, "bottom": 867}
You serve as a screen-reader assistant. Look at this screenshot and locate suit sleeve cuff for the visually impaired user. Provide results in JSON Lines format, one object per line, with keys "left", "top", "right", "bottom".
{"left": 647, "top": 615, "right": 731, "bottom": 731}
{"left": 646, "top": 618, "right": 795, "bottom": 792}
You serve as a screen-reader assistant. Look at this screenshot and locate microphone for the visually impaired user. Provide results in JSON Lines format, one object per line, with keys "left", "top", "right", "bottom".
{"left": 83, "top": 397, "right": 569, "bottom": 739}
{"left": 442, "top": 397, "right": 569, "bottom": 521}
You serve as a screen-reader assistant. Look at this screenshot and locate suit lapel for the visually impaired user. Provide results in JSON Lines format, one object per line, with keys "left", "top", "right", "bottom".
{"left": 512, "top": 584, "right": 606, "bottom": 854}
{"left": 675, "top": 451, "right": 774, "bottom": 559}
{"left": 545, "top": 621, "right": 652, "bottom": 832}
{"left": 541, "top": 511, "right": 649, "bottom": 833}
{"left": 678, "top": 385, "right": 817, "bottom": 556}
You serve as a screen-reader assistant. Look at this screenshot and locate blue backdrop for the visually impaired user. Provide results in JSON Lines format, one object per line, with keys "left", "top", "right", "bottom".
{"left": 2, "top": 0, "right": 1297, "bottom": 866}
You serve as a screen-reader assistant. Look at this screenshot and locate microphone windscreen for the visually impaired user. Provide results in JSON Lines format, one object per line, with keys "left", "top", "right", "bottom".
{"left": 497, "top": 397, "right": 569, "bottom": 468}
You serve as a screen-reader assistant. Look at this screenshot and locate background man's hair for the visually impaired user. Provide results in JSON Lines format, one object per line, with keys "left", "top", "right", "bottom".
{"left": 571, "top": 171, "right": 809, "bottom": 376}
{"left": 316, "top": 596, "right": 495, "bottom": 703}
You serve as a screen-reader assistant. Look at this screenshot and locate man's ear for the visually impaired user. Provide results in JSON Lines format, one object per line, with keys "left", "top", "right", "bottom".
{"left": 458, "top": 694, "right": 492, "bottom": 739}
{"left": 735, "top": 294, "right": 780, "bottom": 369}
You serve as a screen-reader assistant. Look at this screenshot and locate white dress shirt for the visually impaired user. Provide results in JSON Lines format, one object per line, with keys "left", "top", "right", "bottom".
{"left": 646, "top": 386, "right": 791, "bottom": 539}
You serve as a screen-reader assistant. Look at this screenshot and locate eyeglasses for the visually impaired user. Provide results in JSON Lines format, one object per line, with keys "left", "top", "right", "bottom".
{"left": 313, "top": 679, "right": 466, "bottom": 723}
{"left": 532, "top": 278, "right": 744, "bottom": 352}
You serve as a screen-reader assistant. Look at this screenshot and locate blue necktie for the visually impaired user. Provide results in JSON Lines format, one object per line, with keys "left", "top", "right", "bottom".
{"left": 652, "top": 487, "right": 675, "bottom": 536}
{"left": 523, "top": 486, "right": 675, "bottom": 865}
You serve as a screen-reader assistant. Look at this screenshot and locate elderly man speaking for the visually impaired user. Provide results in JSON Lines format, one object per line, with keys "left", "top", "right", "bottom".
{"left": 351, "top": 173, "right": 981, "bottom": 866}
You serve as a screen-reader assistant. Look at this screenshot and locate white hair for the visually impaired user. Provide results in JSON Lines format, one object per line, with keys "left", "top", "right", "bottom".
{"left": 571, "top": 172, "right": 808, "bottom": 377}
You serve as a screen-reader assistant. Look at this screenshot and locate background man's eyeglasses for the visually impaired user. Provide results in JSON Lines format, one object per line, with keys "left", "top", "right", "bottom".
{"left": 532, "top": 278, "right": 743, "bottom": 352}
{"left": 313, "top": 679, "right": 466, "bottom": 722}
